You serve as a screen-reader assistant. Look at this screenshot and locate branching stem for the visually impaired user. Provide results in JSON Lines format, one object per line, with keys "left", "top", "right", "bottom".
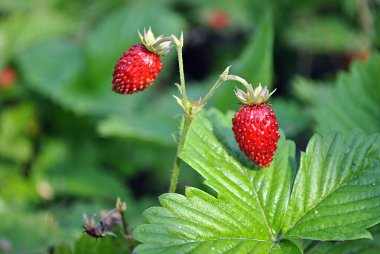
{"left": 168, "top": 35, "right": 254, "bottom": 193}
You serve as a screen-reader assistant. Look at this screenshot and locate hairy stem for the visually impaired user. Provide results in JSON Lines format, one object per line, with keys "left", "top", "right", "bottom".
{"left": 200, "top": 67, "right": 230, "bottom": 106}
{"left": 176, "top": 44, "right": 187, "bottom": 102}
{"left": 169, "top": 116, "right": 193, "bottom": 193}
{"left": 119, "top": 210, "right": 128, "bottom": 236}
{"left": 169, "top": 37, "right": 190, "bottom": 193}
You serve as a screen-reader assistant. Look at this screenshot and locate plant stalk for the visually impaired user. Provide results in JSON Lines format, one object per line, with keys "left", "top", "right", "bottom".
{"left": 169, "top": 36, "right": 190, "bottom": 193}
{"left": 169, "top": 115, "right": 193, "bottom": 193}
{"left": 119, "top": 210, "right": 128, "bottom": 236}
{"left": 176, "top": 44, "right": 187, "bottom": 103}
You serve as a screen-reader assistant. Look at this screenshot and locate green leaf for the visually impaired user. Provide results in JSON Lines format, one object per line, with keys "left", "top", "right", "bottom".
{"left": 271, "top": 98, "right": 311, "bottom": 138}
{"left": 16, "top": 38, "right": 86, "bottom": 111}
{"left": 55, "top": 243, "right": 73, "bottom": 254}
{"left": 0, "top": 164, "right": 39, "bottom": 207}
{"left": 133, "top": 109, "right": 380, "bottom": 253}
{"left": 283, "top": 131, "right": 380, "bottom": 240}
{"left": 306, "top": 233, "right": 380, "bottom": 254}
{"left": 284, "top": 16, "right": 369, "bottom": 53}
{"left": 294, "top": 53, "right": 380, "bottom": 134}
{"left": 0, "top": 9, "right": 75, "bottom": 67}
{"left": 213, "top": 10, "right": 274, "bottom": 111}
{"left": 32, "top": 138, "right": 127, "bottom": 199}
{"left": 72, "top": 234, "right": 130, "bottom": 254}
{"left": 233, "top": 10, "right": 273, "bottom": 87}
{"left": 0, "top": 209, "right": 65, "bottom": 253}
{"left": 292, "top": 76, "right": 332, "bottom": 105}
{"left": 133, "top": 110, "right": 296, "bottom": 253}
{"left": 97, "top": 88, "right": 182, "bottom": 145}
{"left": 0, "top": 103, "right": 35, "bottom": 162}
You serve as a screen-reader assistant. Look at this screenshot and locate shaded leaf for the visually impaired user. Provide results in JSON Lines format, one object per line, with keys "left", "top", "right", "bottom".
{"left": 271, "top": 98, "right": 311, "bottom": 138}
{"left": 284, "top": 17, "right": 369, "bottom": 53}
{"left": 306, "top": 233, "right": 380, "bottom": 254}
{"left": 0, "top": 103, "right": 36, "bottom": 162}
{"left": 0, "top": 209, "right": 65, "bottom": 253}
{"left": 294, "top": 53, "right": 380, "bottom": 134}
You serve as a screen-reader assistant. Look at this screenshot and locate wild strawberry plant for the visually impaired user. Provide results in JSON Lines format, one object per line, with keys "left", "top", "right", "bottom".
{"left": 104, "top": 28, "right": 380, "bottom": 253}
{"left": 133, "top": 112, "right": 380, "bottom": 253}
{"left": 3, "top": 2, "right": 380, "bottom": 253}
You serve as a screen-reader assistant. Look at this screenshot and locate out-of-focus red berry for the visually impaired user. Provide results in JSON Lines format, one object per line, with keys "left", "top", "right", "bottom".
{"left": 208, "top": 10, "right": 230, "bottom": 30}
{"left": 0, "top": 68, "right": 16, "bottom": 88}
{"left": 343, "top": 48, "right": 370, "bottom": 68}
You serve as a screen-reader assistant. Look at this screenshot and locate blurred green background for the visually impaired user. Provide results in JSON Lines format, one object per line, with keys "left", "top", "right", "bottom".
{"left": 0, "top": 0, "right": 379, "bottom": 253}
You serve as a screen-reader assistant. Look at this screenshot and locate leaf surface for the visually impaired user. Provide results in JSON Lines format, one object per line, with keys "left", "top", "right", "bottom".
{"left": 134, "top": 110, "right": 296, "bottom": 253}
{"left": 133, "top": 109, "right": 380, "bottom": 253}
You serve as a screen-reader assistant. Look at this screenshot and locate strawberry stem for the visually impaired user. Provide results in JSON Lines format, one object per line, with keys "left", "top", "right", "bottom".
{"left": 167, "top": 32, "right": 273, "bottom": 192}
{"left": 169, "top": 33, "right": 190, "bottom": 193}
{"left": 200, "top": 66, "right": 230, "bottom": 106}
{"left": 169, "top": 115, "right": 192, "bottom": 193}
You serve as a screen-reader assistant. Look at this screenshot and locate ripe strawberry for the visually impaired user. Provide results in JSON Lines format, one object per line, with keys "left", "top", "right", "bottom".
{"left": 112, "top": 28, "right": 172, "bottom": 95}
{"left": 112, "top": 44, "right": 162, "bottom": 94}
{"left": 232, "top": 84, "right": 279, "bottom": 168}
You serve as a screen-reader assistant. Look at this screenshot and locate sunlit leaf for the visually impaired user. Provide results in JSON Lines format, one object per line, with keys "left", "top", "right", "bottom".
{"left": 133, "top": 109, "right": 380, "bottom": 253}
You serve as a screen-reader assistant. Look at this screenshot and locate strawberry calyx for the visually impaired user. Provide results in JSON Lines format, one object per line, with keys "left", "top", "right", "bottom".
{"left": 235, "top": 83, "right": 276, "bottom": 105}
{"left": 138, "top": 27, "right": 173, "bottom": 56}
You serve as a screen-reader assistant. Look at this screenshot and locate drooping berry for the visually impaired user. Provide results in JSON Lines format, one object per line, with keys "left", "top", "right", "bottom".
{"left": 232, "top": 84, "right": 280, "bottom": 168}
{"left": 112, "top": 44, "right": 162, "bottom": 94}
{"left": 112, "top": 28, "right": 172, "bottom": 95}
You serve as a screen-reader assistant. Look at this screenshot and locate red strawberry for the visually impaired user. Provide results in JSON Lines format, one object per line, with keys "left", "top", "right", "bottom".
{"left": 232, "top": 84, "right": 279, "bottom": 168}
{"left": 0, "top": 67, "right": 16, "bottom": 88}
{"left": 112, "top": 28, "right": 172, "bottom": 95}
{"left": 112, "top": 44, "right": 162, "bottom": 94}
{"left": 208, "top": 10, "right": 230, "bottom": 30}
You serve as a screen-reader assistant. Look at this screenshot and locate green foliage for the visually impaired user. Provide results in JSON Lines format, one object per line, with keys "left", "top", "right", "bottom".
{"left": 54, "top": 234, "right": 131, "bottom": 254}
{"left": 1, "top": 0, "right": 380, "bottom": 252}
{"left": 306, "top": 233, "right": 380, "bottom": 254}
{"left": 284, "top": 17, "right": 368, "bottom": 53}
{"left": 213, "top": 10, "right": 274, "bottom": 112}
{"left": 0, "top": 103, "right": 36, "bottom": 163}
{"left": 232, "top": 10, "right": 273, "bottom": 87}
{"left": 294, "top": 53, "right": 380, "bottom": 135}
{"left": 15, "top": 2, "right": 187, "bottom": 145}
{"left": 133, "top": 109, "right": 380, "bottom": 253}
{"left": 271, "top": 98, "right": 311, "bottom": 138}
{"left": 0, "top": 208, "right": 65, "bottom": 253}
{"left": 0, "top": 9, "right": 75, "bottom": 67}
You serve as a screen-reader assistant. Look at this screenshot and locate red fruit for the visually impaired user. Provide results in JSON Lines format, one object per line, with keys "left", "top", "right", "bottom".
{"left": 208, "top": 10, "right": 230, "bottom": 30}
{"left": 232, "top": 84, "right": 279, "bottom": 168}
{"left": 112, "top": 44, "right": 162, "bottom": 94}
{"left": 0, "top": 67, "right": 16, "bottom": 88}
